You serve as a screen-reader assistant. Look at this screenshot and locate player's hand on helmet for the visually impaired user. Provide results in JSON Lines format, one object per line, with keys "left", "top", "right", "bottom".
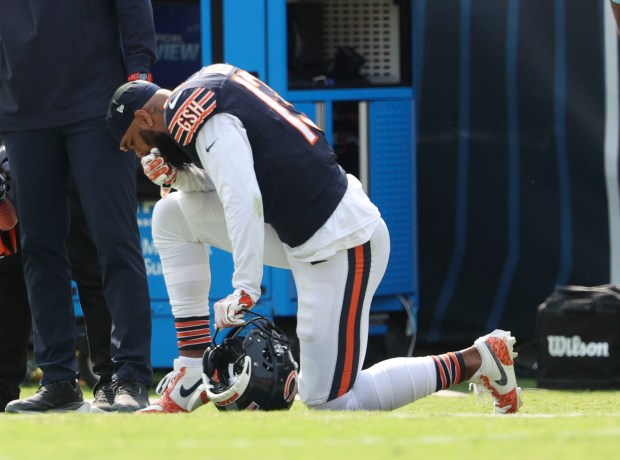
{"left": 214, "top": 289, "right": 256, "bottom": 328}
{"left": 141, "top": 148, "right": 178, "bottom": 187}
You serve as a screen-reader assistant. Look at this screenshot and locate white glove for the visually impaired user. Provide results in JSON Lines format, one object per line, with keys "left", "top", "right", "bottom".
{"left": 141, "top": 148, "right": 178, "bottom": 187}
{"left": 214, "top": 289, "right": 256, "bottom": 329}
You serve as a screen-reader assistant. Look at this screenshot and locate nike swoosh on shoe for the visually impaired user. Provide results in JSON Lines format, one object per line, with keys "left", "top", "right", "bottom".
{"left": 484, "top": 341, "right": 508, "bottom": 386}
{"left": 179, "top": 380, "right": 203, "bottom": 398}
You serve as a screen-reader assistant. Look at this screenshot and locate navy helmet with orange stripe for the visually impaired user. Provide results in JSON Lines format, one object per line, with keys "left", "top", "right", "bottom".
{"left": 202, "top": 311, "right": 298, "bottom": 411}
{"left": 106, "top": 80, "right": 161, "bottom": 143}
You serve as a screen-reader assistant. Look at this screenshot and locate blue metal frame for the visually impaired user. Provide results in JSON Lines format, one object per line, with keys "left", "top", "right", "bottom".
{"left": 223, "top": 0, "right": 267, "bottom": 78}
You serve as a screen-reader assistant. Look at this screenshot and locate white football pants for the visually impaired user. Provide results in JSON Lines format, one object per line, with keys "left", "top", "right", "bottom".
{"left": 152, "top": 191, "right": 439, "bottom": 410}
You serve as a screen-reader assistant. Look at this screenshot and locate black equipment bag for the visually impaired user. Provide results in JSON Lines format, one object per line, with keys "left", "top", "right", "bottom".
{"left": 537, "top": 285, "right": 620, "bottom": 389}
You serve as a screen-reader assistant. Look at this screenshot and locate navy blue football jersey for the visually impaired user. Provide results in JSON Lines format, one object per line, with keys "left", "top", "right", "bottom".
{"left": 163, "top": 64, "right": 348, "bottom": 247}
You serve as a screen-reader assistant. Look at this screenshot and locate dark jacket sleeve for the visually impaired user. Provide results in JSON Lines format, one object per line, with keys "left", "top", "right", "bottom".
{"left": 115, "top": 0, "right": 158, "bottom": 76}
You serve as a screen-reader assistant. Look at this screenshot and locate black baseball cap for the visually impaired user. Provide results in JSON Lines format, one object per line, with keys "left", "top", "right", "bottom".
{"left": 106, "top": 80, "right": 161, "bottom": 143}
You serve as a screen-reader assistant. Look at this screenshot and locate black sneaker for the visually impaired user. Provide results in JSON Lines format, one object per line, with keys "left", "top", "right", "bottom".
{"left": 92, "top": 380, "right": 115, "bottom": 412}
{"left": 110, "top": 379, "right": 149, "bottom": 412}
{"left": 5, "top": 380, "right": 84, "bottom": 413}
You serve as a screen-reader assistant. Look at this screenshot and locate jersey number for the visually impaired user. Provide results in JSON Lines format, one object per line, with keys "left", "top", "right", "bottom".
{"left": 231, "top": 70, "right": 320, "bottom": 145}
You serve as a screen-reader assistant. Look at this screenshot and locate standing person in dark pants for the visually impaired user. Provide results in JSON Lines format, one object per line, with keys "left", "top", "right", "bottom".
{"left": 0, "top": 1, "right": 155, "bottom": 413}
{"left": 68, "top": 178, "right": 115, "bottom": 409}
{"left": 0, "top": 145, "right": 116, "bottom": 412}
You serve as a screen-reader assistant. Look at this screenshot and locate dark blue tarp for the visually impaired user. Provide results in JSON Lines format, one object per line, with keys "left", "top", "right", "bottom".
{"left": 415, "top": 0, "right": 610, "bottom": 343}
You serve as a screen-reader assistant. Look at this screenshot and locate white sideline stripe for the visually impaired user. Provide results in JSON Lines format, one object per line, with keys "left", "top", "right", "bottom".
{"left": 604, "top": 0, "right": 620, "bottom": 283}
{"left": 221, "top": 427, "right": 620, "bottom": 448}
{"left": 393, "top": 412, "right": 620, "bottom": 419}
{"left": 304, "top": 411, "right": 620, "bottom": 421}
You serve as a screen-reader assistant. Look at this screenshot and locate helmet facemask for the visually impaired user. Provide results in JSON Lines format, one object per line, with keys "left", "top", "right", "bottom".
{"left": 202, "top": 312, "right": 298, "bottom": 411}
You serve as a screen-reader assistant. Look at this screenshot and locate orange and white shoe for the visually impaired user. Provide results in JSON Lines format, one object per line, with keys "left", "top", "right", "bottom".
{"left": 138, "top": 359, "right": 209, "bottom": 413}
{"left": 469, "top": 329, "right": 523, "bottom": 414}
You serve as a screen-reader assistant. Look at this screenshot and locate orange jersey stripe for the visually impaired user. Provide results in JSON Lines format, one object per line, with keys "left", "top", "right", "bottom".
{"left": 167, "top": 87, "right": 207, "bottom": 131}
{"left": 173, "top": 125, "right": 185, "bottom": 143}
{"left": 183, "top": 101, "right": 217, "bottom": 146}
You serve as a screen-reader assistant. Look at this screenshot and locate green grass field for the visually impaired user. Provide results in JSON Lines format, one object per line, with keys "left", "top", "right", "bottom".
{"left": 1, "top": 380, "right": 618, "bottom": 460}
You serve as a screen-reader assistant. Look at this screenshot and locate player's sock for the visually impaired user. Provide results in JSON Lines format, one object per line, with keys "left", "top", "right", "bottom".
{"left": 175, "top": 316, "right": 211, "bottom": 351}
{"left": 431, "top": 351, "right": 467, "bottom": 391}
{"left": 178, "top": 356, "right": 203, "bottom": 367}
